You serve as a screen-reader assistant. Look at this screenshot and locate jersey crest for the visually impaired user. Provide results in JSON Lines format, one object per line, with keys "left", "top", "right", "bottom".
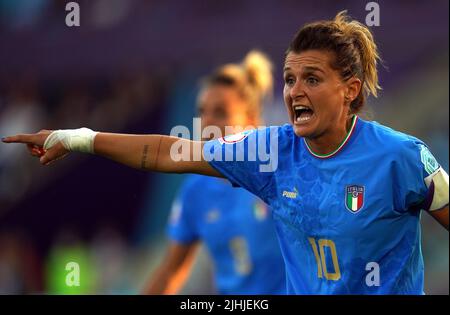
{"left": 345, "top": 185, "right": 365, "bottom": 213}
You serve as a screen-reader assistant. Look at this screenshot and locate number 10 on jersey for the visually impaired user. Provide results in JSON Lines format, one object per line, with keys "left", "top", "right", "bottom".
{"left": 308, "top": 237, "right": 341, "bottom": 281}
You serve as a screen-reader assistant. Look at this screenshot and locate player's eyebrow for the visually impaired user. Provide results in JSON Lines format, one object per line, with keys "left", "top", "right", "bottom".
{"left": 303, "top": 66, "right": 325, "bottom": 74}
{"left": 283, "top": 66, "right": 325, "bottom": 74}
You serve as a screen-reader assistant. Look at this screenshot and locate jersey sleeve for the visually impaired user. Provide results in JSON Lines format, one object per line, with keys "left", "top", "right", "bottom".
{"left": 166, "top": 180, "right": 199, "bottom": 244}
{"left": 395, "top": 138, "right": 448, "bottom": 212}
{"left": 203, "top": 127, "right": 280, "bottom": 205}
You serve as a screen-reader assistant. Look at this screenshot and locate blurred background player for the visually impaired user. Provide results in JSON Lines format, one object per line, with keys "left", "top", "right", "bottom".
{"left": 143, "top": 51, "right": 286, "bottom": 295}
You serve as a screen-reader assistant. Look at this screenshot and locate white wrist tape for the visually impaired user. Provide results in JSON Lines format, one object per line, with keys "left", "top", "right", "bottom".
{"left": 43, "top": 128, "right": 98, "bottom": 154}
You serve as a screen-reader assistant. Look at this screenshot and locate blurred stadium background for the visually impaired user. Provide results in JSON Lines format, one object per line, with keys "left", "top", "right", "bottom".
{"left": 0, "top": 0, "right": 448, "bottom": 294}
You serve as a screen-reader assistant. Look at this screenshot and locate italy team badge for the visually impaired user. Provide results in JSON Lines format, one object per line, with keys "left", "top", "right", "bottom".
{"left": 345, "top": 185, "right": 365, "bottom": 213}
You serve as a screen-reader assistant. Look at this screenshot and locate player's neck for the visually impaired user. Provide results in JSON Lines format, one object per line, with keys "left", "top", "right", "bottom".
{"left": 305, "top": 116, "right": 354, "bottom": 156}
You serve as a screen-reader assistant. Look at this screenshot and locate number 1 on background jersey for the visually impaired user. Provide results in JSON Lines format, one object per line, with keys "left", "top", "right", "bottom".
{"left": 308, "top": 237, "right": 341, "bottom": 281}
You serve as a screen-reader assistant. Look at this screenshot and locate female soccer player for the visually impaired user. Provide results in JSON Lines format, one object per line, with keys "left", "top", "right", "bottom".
{"left": 143, "top": 51, "right": 286, "bottom": 295}
{"left": 3, "top": 12, "right": 448, "bottom": 294}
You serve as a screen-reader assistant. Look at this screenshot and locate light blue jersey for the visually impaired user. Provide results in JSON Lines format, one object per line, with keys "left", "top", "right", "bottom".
{"left": 204, "top": 115, "right": 443, "bottom": 294}
{"left": 168, "top": 175, "right": 286, "bottom": 294}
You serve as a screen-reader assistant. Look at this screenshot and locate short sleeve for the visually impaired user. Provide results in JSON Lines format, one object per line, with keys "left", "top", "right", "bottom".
{"left": 166, "top": 181, "right": 199, "bottom": 244}
{"left": 203, "top": 127, "right": 280, "bottom": 205}
{"left": 395, "top": 139, "right": 444, "bottom": 212}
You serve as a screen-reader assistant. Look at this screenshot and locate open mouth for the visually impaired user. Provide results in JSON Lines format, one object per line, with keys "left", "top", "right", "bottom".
{"left": 293, "top": 105, "right": 314, "bottom": 123}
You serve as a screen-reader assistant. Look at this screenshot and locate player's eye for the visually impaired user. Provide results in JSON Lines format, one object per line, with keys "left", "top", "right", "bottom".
{"left": 305, "top": 76, "right": 319, "bottom": 85}
{"left": 284, "top": 76, "right": 295, "bottom": 86}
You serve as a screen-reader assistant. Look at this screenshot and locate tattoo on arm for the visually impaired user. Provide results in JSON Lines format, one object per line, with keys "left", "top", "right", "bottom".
{"left": 154, "top": 136, "right": 163, "bottom": 171}
{"left": 141, "top": 144, "right": 150, "bottom": 170}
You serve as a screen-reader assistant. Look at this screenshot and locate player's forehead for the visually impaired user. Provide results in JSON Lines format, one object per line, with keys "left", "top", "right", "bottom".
{"left": 284, "top": 50, "right": 334, "bottom": 74}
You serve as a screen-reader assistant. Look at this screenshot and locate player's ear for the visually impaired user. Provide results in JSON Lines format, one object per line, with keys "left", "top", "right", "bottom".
{"left": 345, "top": 77, "right": 362, "bottom": 103}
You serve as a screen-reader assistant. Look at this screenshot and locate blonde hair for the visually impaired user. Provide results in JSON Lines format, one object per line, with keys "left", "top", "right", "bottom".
{"left": 204, "top": 50, "right": 273, "bottom": 122}
{"left": 286, "top": 10, "right": 382, "bottom": 113}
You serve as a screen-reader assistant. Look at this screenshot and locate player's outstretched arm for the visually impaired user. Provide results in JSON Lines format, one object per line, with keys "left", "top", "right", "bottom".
{"left": 2, "top": 128, "right": 222, "bottom": 177}
{"left": 142, "top": 241, "right": 199, "bottom": 294}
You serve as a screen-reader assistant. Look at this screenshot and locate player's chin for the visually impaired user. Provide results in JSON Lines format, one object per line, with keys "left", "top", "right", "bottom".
{"left": 293, "top": 125, "right": 312, "bottom": 138}
{"left": 291, "top": 120, "right": 317, "bottom": 138}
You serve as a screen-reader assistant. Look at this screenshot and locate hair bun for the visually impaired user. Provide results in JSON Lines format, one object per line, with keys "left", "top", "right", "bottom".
{"left": 242, "top": 50, "right": 273, "bottom": 99}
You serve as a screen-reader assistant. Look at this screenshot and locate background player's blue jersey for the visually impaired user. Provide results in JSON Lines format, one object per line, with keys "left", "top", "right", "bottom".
{"left": 168, "top": 175, "right": 286, "bottom": 294}
{"left": 204, "top": 116, "right": 441, "bottom": 294}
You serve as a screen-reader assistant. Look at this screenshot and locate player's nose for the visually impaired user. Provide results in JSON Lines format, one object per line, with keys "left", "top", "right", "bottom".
{"left": 290, "top": 81, "right": 306, "bottom": 100}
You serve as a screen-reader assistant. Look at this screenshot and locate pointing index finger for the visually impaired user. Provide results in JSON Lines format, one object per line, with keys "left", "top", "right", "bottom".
{"left": 2, "top": 134, "right": 38, "bottom": 144}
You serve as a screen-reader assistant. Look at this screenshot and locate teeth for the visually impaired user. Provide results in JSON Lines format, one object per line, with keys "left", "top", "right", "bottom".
{"left": 296, "top": 115, "right": 312, "bottom": 122}
{"left": 293, "top": 105, "right": 313, "bottom": 124}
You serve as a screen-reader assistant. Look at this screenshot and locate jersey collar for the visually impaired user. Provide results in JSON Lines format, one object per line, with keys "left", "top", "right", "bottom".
{"left": 304, "top": 115, "right": 358, "bottom": 159}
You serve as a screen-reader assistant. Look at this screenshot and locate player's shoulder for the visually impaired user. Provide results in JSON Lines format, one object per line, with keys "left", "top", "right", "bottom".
{"left": 244, "top": 124, "right": 293, "bottom": 139}
{"left": 238, "top": 124, "right": 295, "bottom": 153}
{"left": 268, "top": 123, "right": 296, "bottom": 148}
{"left": 278, "top": 123, "right": 295, "bottom": 137}
{"left": 250, "top": 124, "right": 294, "bottom": 136}
{"left": 215, "top": 124, "right": 293, "bottom": 147}
{"left": 359, "top": 118, "right": 426, "bottom": 155}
